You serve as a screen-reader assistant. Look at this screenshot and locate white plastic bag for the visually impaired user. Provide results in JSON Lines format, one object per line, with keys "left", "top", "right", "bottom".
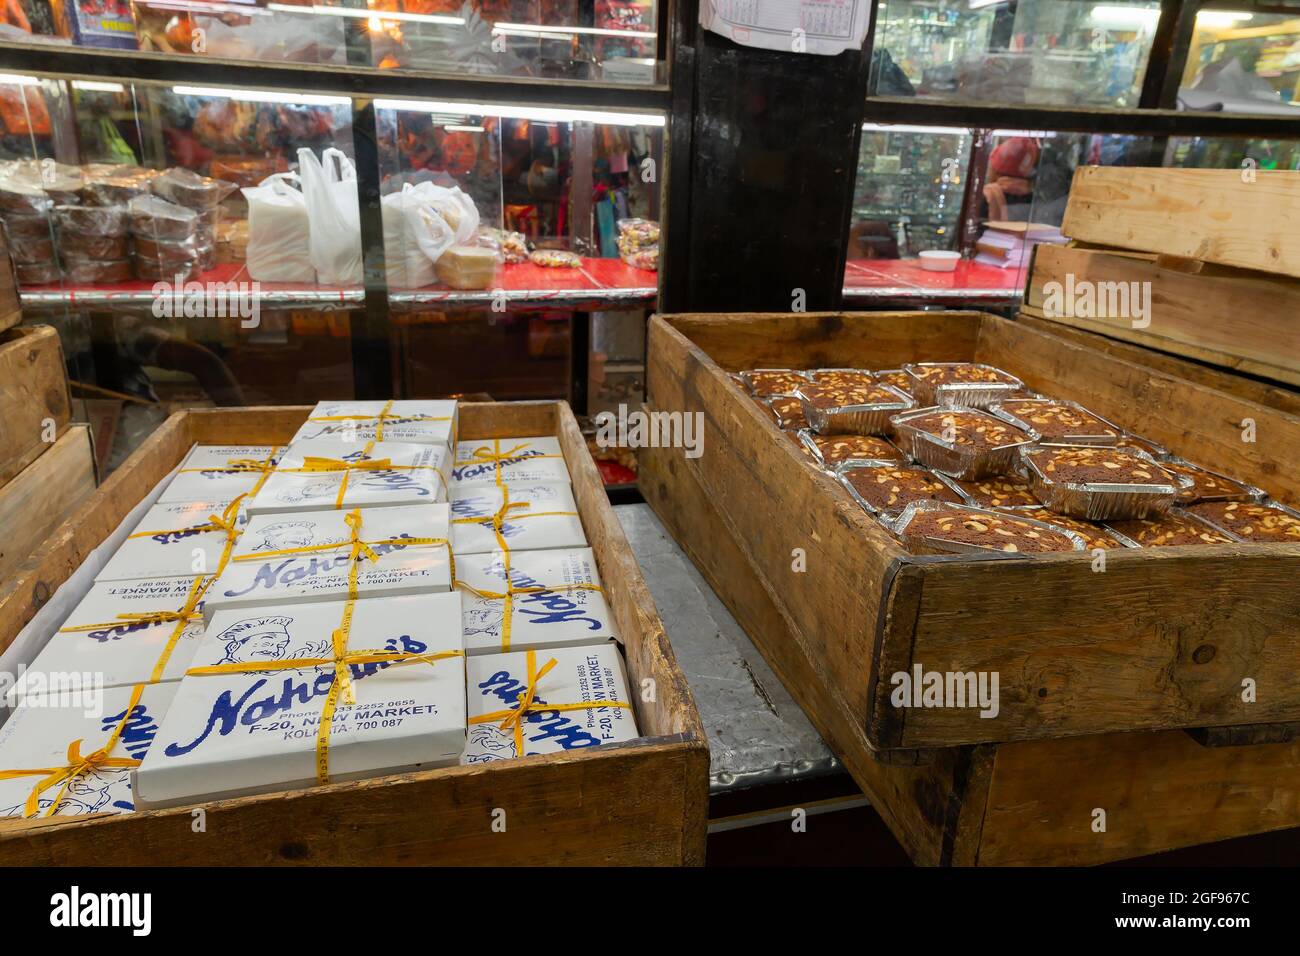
{"left": 297, "top": 147, "right": 362, "bottom": 286}
{"left": 242, "top": 172, "right": 315, "bottom": 283}
{"left": 381, "top": 182, "right": 480, "bottom": 288}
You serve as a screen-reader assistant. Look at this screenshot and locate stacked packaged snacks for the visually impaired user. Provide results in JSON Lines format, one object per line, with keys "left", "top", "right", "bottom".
{"left": 474, "top": 226, "right": 529, "bottom": 264}
{"left": 435, "top": 244, "right": 497, "bottom": 290}
{"left": 616, "top": 217, "right": 659, "bottom": 271}
{"left": 129, "top": 194, "right": 203, "bottom": 281}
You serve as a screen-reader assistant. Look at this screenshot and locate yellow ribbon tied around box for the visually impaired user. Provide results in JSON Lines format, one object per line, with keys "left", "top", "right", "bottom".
{"left": 206, "top": 508, "right": 461, "bottom": 783}
{"left": 176, "top": 446, "right": 282, "bottom": 499}
{"left": 455, "top": 437, "right": 565, "bottom": 488}
{"left": 306, "top": 399, "right": 457, "bottom": 446}
{"left": 468, "top": 648, "right": 631, "bottom": 758}
{"left": 0, "top": 683, "right": 147, "bottom": 818}
{"left": 273, "top": 438, "right": 448, "bottom": 509}
{"left": 451, "top": 483, "right": 602, "bottom": 653}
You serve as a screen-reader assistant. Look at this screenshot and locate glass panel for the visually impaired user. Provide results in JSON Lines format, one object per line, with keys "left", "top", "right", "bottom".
{"left": 843, "top": 124, "right": 1160, "bottom": 302}
{"left": 869, "top": 0, "right": 1160, "bottom": 108}
{"left": 1, "top": 72, "right": 363, "bottom": 470}
{"left": 1165, "top": 134, "right": 1300, "bottom": 171}
{"left": 1177, "top": 9, "right": 1300, "bottom": 114}
{"left": 9, "top": 0, "right": 662, "bottom": 84}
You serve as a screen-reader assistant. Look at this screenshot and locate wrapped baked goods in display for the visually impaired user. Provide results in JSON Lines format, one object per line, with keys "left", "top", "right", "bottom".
{"left": 837, "top": 461, "right": 962, "bottom": 518}
{"left": 450, "top": 482, "right": 588, "bottom": 554}
{"left": 2, "top": 212, "right": 55, "bottom": 242}
{"left": 53, "top": 204, "right": 129, "bottom": 236}
{"left": 57, "top": 233, "right": 130, "bottom": 260}
{"left": 0, "top": 683, "right": 178, "bottom": 818}
{"left": 81, "top": 166, "right": 159, "bottom": 206}
{"left": 151, "top": 168, "right": 237, "bottom": 209}
{"left": 890, "top": 406, "right": 1036, "bottom": 480}
{"left": 96, "top": 498, "right": 248, "bottom": 583}
{"left": 62, "top": 258, "right": 134, "bottom": 284}
{"left": 128, "top": 194, "right": 200, "bottom": 241}
{"left": 530, "top": 248, "right": 582, "bottom": 268}
{"left": 903, "top": 362, "right": 1024, "bottom": 408}
{"left": 456, "top": 547, "right": 618, "bottom": 656}
{"left": 435, "top": 244, "right": 497, "bottom": 290}
{"left": 475, "top": 226, "right": 529, "bottom": 264}
{"left": 990, "top": 398, "right": 1122, "bottom": 446}
{"left": 132, "top": 592, "right": 467, "bottom": 809}
{"left": 893, "top": 500, "right": 1087, "bottom": 555}
{"left": 463, "top": 645, "right": 637, "bottom": 762}
{"left": 292, "top": 400, "right": 457, "bottom": 450}
{"left": 8, "top": 234, "right": 54, "bottom": 264}
{"left": 800, "top": 432, "right": 905, "bottom": 468}
{"left": 202, "top": 504, "right": 454, "bottom": 619}
{"left": 15, "top": 261, "right": 62, "bottom": 285}
{"left": 246, "top": 439, "right": 450, "bottom": 515}
{"left": 1021, "top": 445, "right": 1186, "bottom": 520}
{"left": 796, "top": 377, "right": 913, "bottom": 435}
{"left": 617, "top": 217, "right": 659, "bottom": 271}
{"left": 451, "top": 436, "right": 570, "bottom": 488}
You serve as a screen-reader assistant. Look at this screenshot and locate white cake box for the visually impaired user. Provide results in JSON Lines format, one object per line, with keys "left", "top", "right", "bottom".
{"left": 292, "top": 400, "right": 457, "bottom": 451}
{"left": 451, "top": 482, "right": 587, "bottom": 555}
{"left": 246, "top": 439, "right": 449, "bottom": 516}
{"left": 155, "top": 444, "right": 281, "bottom": 504}
{"left": 463, "top": 644, "right": 637, "bottom": 762}
{"left": 457, "top": 547, "right": 618, "bottom": 656}
{"left": 0, "top": 682, "right": 177, "bottom": 818}
{"left": 133, "top": 592, "right": 466, "bottom": 808}
{"left": 451, "top": 436, "right": 571, "bottom": 488}
{"left": 203, "top": 504, "right": 453, "bottom": 621}
{"left": 9, "top": 576, "right": 211, "bottom": 704}
{"left": 179, "top": 445, "right": 282, "bottom": 470}
{"left": 96, "top": 498, "right": 247, "bottom": 582}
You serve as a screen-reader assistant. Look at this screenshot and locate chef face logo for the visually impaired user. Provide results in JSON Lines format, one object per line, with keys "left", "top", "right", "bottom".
{"left": 275, "top": 479, "right": 341, "bottom": 505}
{"left": 464, "top": 603, "right": 505, "bottom": 638}
{"left": 254, "top": 522, "right": 315, "bottom": 551}
{"left": 218, "top": 616, "right": 294, "bottom": 664}
{"left": 2, "top": 771, "right": 126, "bottom": 817}
{"left": 464, "top": 724, "right": 513, "bottom": 762}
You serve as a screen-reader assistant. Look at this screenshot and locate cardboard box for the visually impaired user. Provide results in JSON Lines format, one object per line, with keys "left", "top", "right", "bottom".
{"left": 134, "top": 592, "right": 465, "bottom": 808}
{"left": 248, "top": 439, "right": 448, "bottom": 516}
{"left": 451, "top": 436, "right": 570, "bottom": 488}
{"left": 457, "top": 547, "right": 617, "bottom": 655}
{"left": 450, "top": 482, "right": 587, "bottom": 554}
{"left": 204, "top": 504, "right": 453, "bottom": 620}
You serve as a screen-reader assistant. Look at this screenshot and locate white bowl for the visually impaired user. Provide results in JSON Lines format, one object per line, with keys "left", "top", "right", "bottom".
{"left": 918, "top": 251, "right": 961, "bottom": 273}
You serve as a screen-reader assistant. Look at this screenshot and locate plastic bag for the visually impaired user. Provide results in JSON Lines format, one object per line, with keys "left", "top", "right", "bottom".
{"left": 297, "top": 147, "right": 362, "bottom": 286}
{"left": 128, "top": 194, "right": 199, "bottom": 240}
{"left": 243, "top": 172, "right": 315, "bottom": 283}
{"left": 380, "top": 181, "right": 479, "bottom": 288}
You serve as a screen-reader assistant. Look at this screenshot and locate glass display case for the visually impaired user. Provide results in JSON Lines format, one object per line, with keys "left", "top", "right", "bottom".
{"left": 7, "top": 0, "right": 660, "bottom": 83}
{"left": 1177, "top": 7, "right": 1300, "bottom": 114}
{"left": 869, "top": 0, "right": 1161, "bottom": 107}
{"left": 0, "top": 53, "right": 665, "bottom": 481}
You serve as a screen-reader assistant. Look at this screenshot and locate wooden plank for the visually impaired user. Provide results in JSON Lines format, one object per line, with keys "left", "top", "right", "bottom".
{"left": 0, "top": 233, "right": 18, "bottom": 333}
{"left": 637, "top": 437, "right": 969, "bottom": 866}
{"left": 0, "top": 403, "right": 707, "bottom": 865}
{"left": 0, "top": 425, "right": 96, "bottom": 586}
{"left": 1023, "top": 244, "right": 1300, "bottom": 388}
{"left": 1014, "top": 313, "right": 1300, "bottom": 418}
{"left": 978, "top": 730, "right": 1300, "bottom": 866}
{"left": 1061, "top": 166, "right": 1300, "bottom": 279}
{"left": 0, "top": 326, "right": 70, "bottom": 487}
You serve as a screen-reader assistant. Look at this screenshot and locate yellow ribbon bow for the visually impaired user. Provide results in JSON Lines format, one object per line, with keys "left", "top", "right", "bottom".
{"left": 59, "top": 574, "right": 214, "bottom": 684}
{"left": 0, "top": 684, "right": 146, "bottom": 818}
{"left": 468, "top": 649, "right": 631, "bottom": 758}
{"left": 127, "top": 494, "right": 247, "bottom": 579}
{"left": 191, "top": 508, "right": 462, "bottom": 783}
{"left": 273, "top": 439, "right": 446, "bottom": 508}
{"left": 456, "top": 438, "right": 564, "bottom": 488}
{"left": 177, "top": 448, "right": 281, "bottom": 498}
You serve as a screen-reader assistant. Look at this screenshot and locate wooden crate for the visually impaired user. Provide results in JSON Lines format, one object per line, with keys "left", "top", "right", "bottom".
{"left": 0, "top": 326, "right": 72, "bottom": 487}
{"left": 0, "top": 403, "right": 708, "bottom": 866}
{"left": 0, "top": 232, "right": 19, "bottom": 333}
{"left": 645, "top": 311, "right": 1300, "bottom": 754}
{"left": 1061, "top": 166, "right": 1300, "bottom": 279}
{"left": 0, "top": 425, "right": 97, "bottom": 590}
{"left": 1023, "top": 243, "right": 1300, "bottom": 388}
{"left": 641, "top": 423, "right": 1300, "bottom": 866}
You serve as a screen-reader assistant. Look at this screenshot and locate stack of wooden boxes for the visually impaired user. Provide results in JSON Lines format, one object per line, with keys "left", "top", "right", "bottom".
{"left": 640, "top": 168, "right": 1300, "bottom": 866}
{"left": 0, "top": 278, "right": 98, "bottom": 598}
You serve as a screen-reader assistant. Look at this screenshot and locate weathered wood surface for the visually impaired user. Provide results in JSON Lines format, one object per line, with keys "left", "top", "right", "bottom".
{"left": 0, "top": 326, "right": 70, "bottom": 487}
{"left": 1061, "top": 166, "right": 1300, "bottom": 279}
